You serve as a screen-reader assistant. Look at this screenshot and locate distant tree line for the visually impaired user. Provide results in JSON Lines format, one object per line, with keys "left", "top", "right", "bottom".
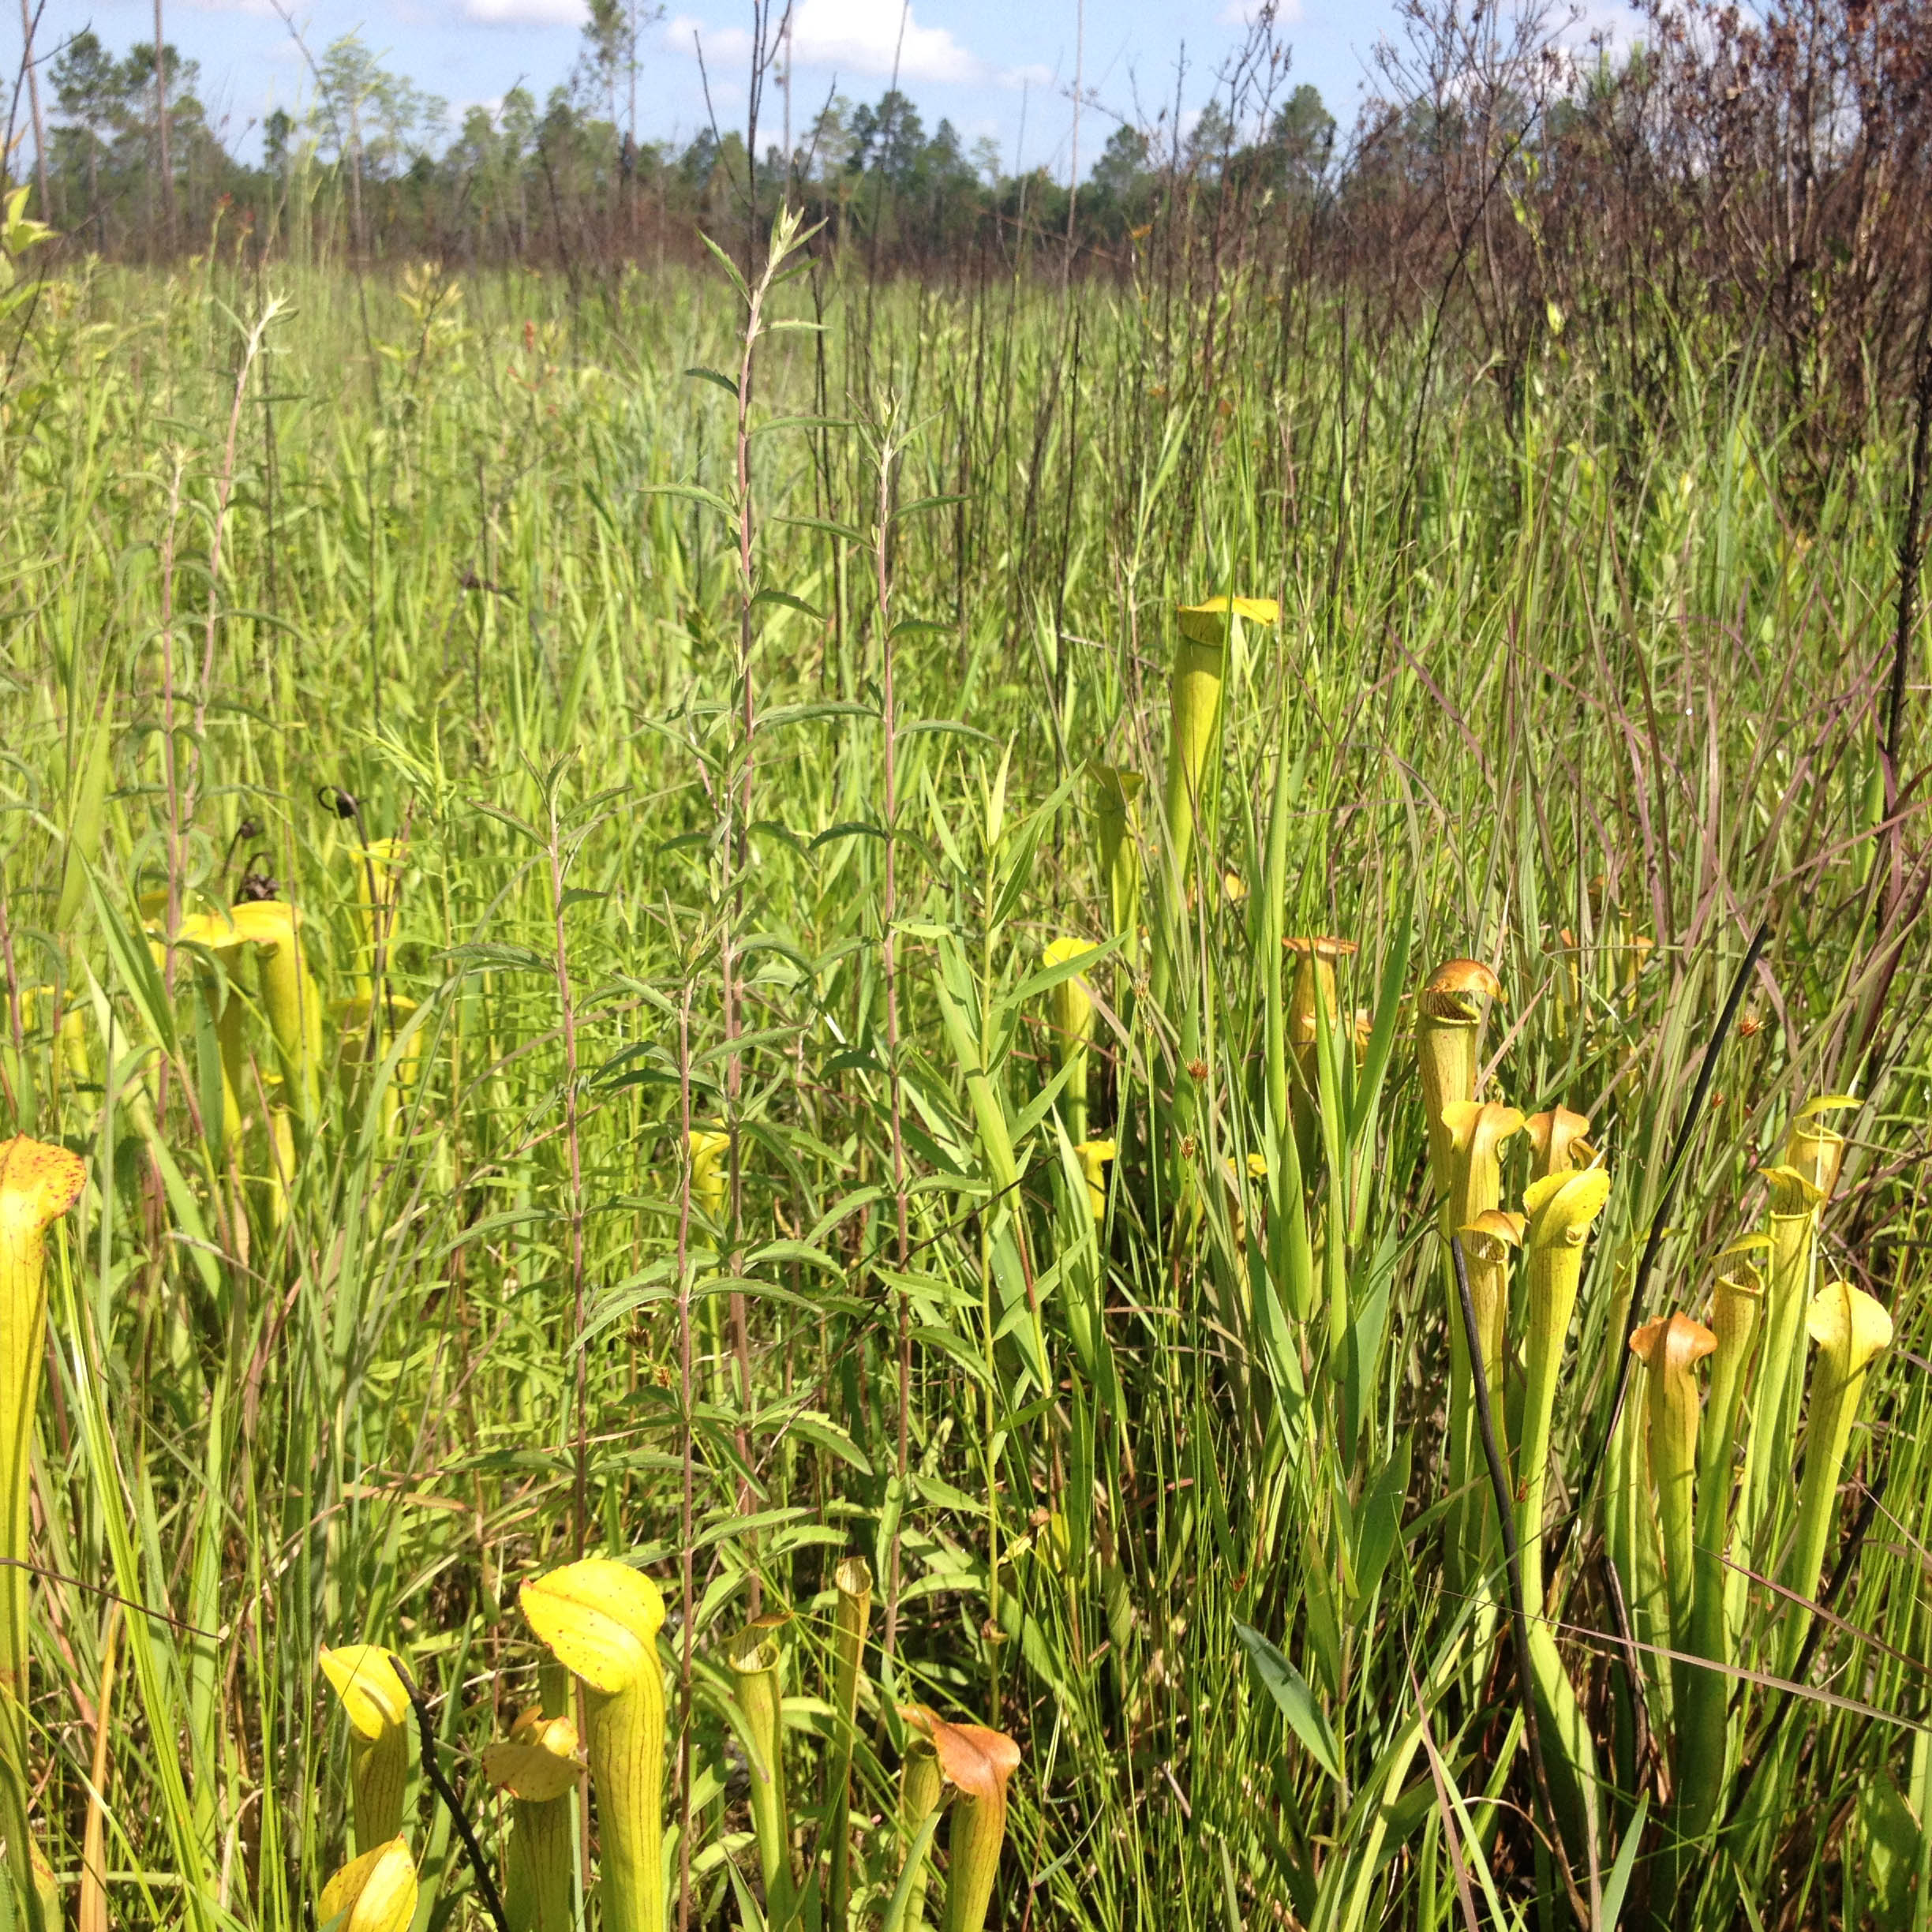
{"left": 15, "top": 0, "right": 1932, "bottom": 440}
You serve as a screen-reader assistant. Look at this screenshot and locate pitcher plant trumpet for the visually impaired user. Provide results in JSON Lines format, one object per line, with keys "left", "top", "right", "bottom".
{"left": 1526, "top": 1106, "right": 1594, "bottom": 1183}
{"left": 1627, "top": 1313, "right": 1717, "bottom": 1697}
{"left": 320, "top": 1837, "right": 419, "bottom": 1932}
{"left": 1283, "top": 936, "right": 1355, "bottom": 1174}
{"left": 1041, "top": 938, "right": 1100, "bottom": 1147}
{"left": 1438, "top": 1096, "right": 1522, "bottom": 1574}
{"left": 521, "top": 1558, "right": 668, "bottom": 1932}
{"left": 1087, "top": 762, "right": 1144, "bottom": 970}
{"left": 1416, "top": 958, "right": 1502, "bottom": 1201}
{"left": 929, "top": 1717, "right": 1021, "bottom": 1932}
{"left": 687, "top": 1129, "right": 731, "bottom": 1229}
{"left": 1151, "top": 597, "right": 1278, "bottom": 1009}
{"left": 152, "top": 913, "right": 254, "bottom": 1148}
{"left": 1780, "top": 1280, "right": 1892, "bottom": 1675}
{"left": 319, "top": 1644, "right": 413, "bottom": 1852}
{"left": 826, "top": 1558, "right": 871, "bottom": 1932}
{"left": 728, "top": 1616, "right": 792, "bottom": 1911}
{"left": 485, "top": 1702, "right": 584, "bottom": 1932}
{"left": 0, "top": 1137, "right": 86, "bottom": 1932}
{"left": 1517, "top": 1159, "right": 1612, "bottom": 1848}
{"left": 226, "top": 900, "right": 324, "bottom": 1133}
{"left": 895, "top": 1708, "right": 944, "bottom": 1932}
{"left": 1679, "top": 1256, "right": 1764, "bottom": 1848}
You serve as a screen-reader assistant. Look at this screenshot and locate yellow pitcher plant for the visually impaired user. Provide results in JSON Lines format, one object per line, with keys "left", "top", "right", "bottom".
{"left": 485, "top": 1702, "right": 583, "bottom": 1932}
{"left": 687, "top": 1129, "right": 730, "bottom": 1227}
{"left": 521, "top": 1558, "right": 668, "bottom": 1932}
{"left": 1416, "top": 958, "right": 1502, "bottom": 1200}
{"left": 1678, "top": 1255, "right": 1764, "bottom": 1848}
{"left": 1439, "top": 1097, "right": 1523, "bottom": 1575}
{"left": 226, "top": 900, "right": 324, "bottom": 1133}
{"left": 1041, "top": 937, "right": 1099, "bottom": 1147}
{"left": 1517, "top": 1159, "right": 1612, "bottom": 1847}
{"left": 0, "top": 1137, "right": 85, "bottom": 1932}
{"left": 826, "top": 1558, "right": 871, "bottom": 1932}
{"left": 152, "top": 913, "right": 254, "bottom": 1148}
{"left": 1283, "top": 935, "right": 1355, "bottom": 1173}
{"left": 319, "top": 1645, "right": 413, "bottom": 1852}
{"left": 728, "top": 1616, "right": 792, "bottom": 1909}
{"left": 320, "top": 1837, "right": 419, "bottom": 1932}
{"left": 1780, "top": 1280, "right": 1893, "bottom": 1674}
{"left": 930, "top": 1717, "right": 1022, "bottom": 1932}
{"left": 895, "top": 1708, "right": 944, "bottom": 1932}
{"left": 1151, "top": 596, "right": 1278, "bottom": 1009}
{"left": 1628, "top": 1312, "right": 1717, "bottom": 1705}
{"left": 1087, "top": 762, "right": 1144, "bottom": 970}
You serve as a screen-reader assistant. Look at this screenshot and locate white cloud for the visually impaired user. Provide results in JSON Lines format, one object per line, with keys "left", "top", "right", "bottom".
{"left": 671, "top": 0, "right": 1017, "bottom": 87}
{"left": 464, "top": 0, "right": 587, "bottom": 24}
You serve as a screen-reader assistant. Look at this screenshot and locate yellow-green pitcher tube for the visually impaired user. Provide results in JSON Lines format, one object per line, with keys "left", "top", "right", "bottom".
{"left": 1780, "top": 1282, "right": 1892, "bottom": 1676}
{"left": 826, "top": 1558, "right": 871, "bottom": 1932}
{"left": 1458, "top": 1210, "right": 1524, "bottom": 1441}
{"left": 1518, "top": 1163, "right": 1612, "bottom": 1860}
{"left": 1150, "top": 597, "right": 1276, "bottom": 1011}
{"left": 0, "top": 1138, "right": 85, "bottom": 1932}
{"left": 1679, "top": 1262, "right": 1762, "bottom": 1849}
{"left": 152, "top": 916, "right": 252, "bottom": 1148}
{"left": 318, "top": 1644, "right": 412, "bottom": 1851}
{"left": 1629, "top": 1314, "right": 1715, "bottom": 1681}
{"left": 1519, "top": 1166, "right": 1612, "bottom": 1608}
{"left": 485, "top": 1702, "right": 583, "bottom": 1932}
{"left": 896, "top": 1709, "right": 944, "bottom": 1932}
{"left": 227, "top": 901, "right": 324, "bottom": 1132}
{"left": 1284, "top": 937, "right": 1355, "bottom": 1178}
{"left": 522, "top": 1558, "right": 668, "bottom": 1932}
{"left": 1526, "top": 1106, "right": 1595, "bottom": 1185}
{"left": 1417, "top": 960, "right": 1502, "bottom": 1562}
{"left": 1041, "top": 938, "right": 1098, "bottom": 1148}
{"left": 1417, "top": 960, "right": 1501, "bottom": 1202}
{"left": 687, "top": 1129, "right": 730, "bottom": 1229}
{"left": 1740, "top": 1166, "right": 1824, "bottom": 1586}
{"left": 1088, "top": 763, "right": 1143, "bottom": 972}
{"left": 728, "top": 1619, "right": 792, "bottom": 1911}
{"left": 931, "top": 1720, "right": 1021, "bottom": 1932}
{"left": 346, "top": 838, "right": 406, "bottom": 998}
{"left": 1438, "top": 1095, "right": 1522, "bottom": 1576}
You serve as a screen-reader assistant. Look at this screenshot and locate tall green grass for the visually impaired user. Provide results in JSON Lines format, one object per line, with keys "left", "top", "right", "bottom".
{"left": 1, "top": 238, "right": 1928, "bottom": 1930}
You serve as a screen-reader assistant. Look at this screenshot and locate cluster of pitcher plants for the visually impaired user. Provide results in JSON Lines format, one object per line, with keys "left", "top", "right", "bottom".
{"left": 0, "top": 580, "right": 1906, "bottom": 1931}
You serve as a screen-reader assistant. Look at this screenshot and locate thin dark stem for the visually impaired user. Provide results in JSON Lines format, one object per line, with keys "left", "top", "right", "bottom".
{"left": 391, "top": 1660, "right": 511, "bottom": 1932}
{"left": 1451, "top": 1234, "right": 1592, "bottom": 1930}
{"left": 1551, "top": 917, "right": 1772, "bottom": 1582}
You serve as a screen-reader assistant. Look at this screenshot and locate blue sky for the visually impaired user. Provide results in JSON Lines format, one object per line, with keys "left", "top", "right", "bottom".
{"left": 24, "top": 0, "right": 1417, "bottom": 173}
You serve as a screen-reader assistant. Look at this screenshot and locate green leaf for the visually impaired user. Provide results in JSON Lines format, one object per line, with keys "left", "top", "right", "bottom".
{"left": 1599, "top": 1792, "right": 1649, "bottom": 1930}
{"left": 640, "top": 481, "right": 737, "bottom": 520}
{"left": 777, "top": 514, "right": 865, "bottom": 545}
{"left": 890, "top": 492, "right": 968, "bottom": 522}
{"left": 1234, "top": 1621, "right": 1342, "bottom": 1781}
{"left": 683, "top": 364, "right": 740, "bottom": 397}
{"left": 751, "top": 587, "right": 826, "bottom": 622}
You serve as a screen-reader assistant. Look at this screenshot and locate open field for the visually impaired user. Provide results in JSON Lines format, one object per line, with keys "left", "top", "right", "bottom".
{"left": 2, "top": 217, "right": 1931, "bottom": 1932}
